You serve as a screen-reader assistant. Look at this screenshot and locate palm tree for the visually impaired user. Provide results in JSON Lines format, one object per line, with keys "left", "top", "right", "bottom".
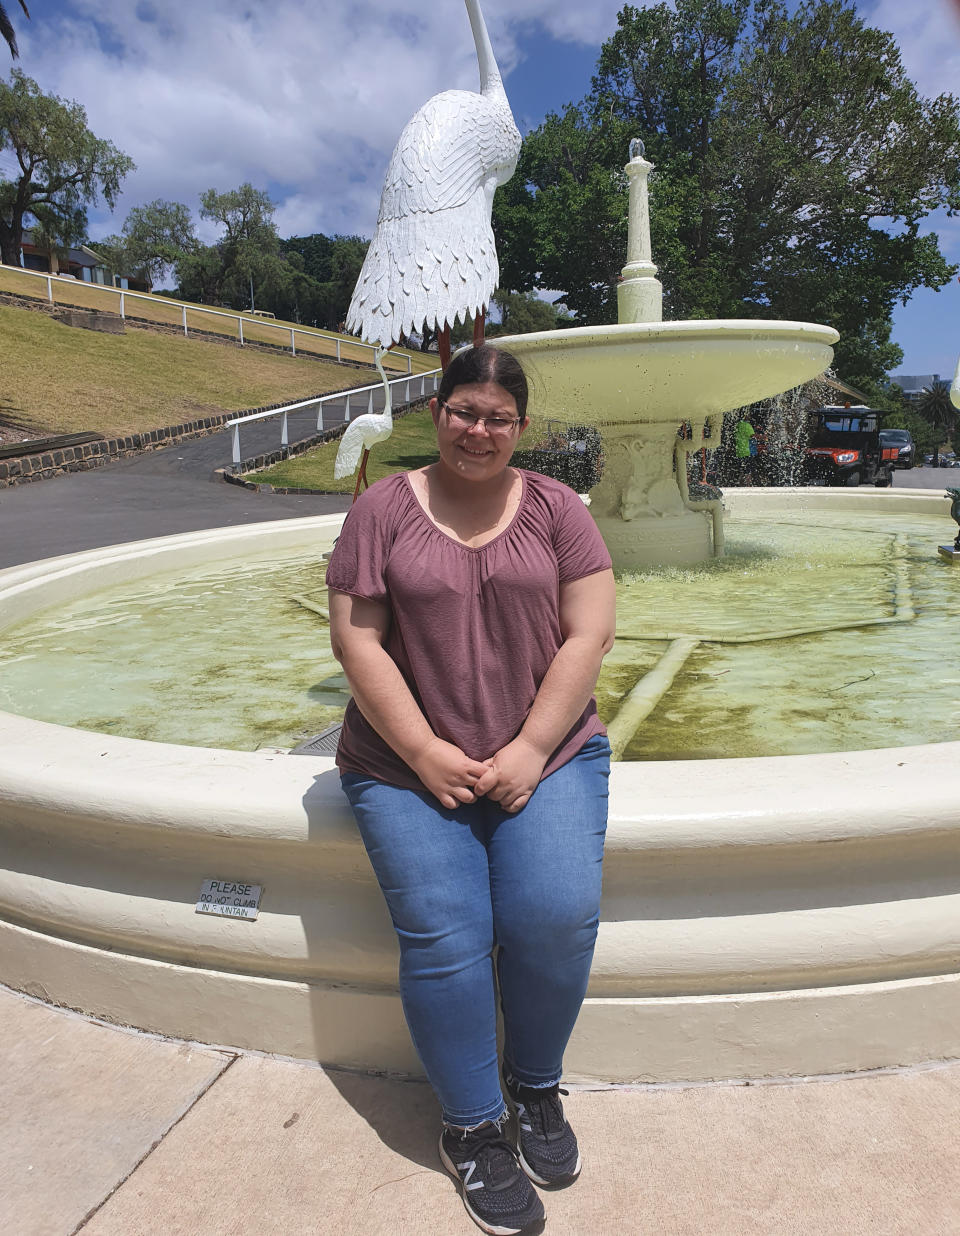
{"left": 916, "top": 379, "right": 959, "bottom": 466}
{"left": 1, "top": 1, "right": 29, "bottom": 59}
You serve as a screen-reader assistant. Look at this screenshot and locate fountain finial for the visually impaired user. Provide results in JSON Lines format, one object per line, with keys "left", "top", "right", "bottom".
{"left": 618, "top": 140, "right": 662, "bottom": 324}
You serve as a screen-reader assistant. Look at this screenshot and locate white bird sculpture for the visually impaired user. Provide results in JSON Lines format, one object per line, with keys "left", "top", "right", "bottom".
{"left": 346, "top": 0, "right": 521, "bottom": 370}
{"left": 951, "top": 354, "right": 960, "bottom": 412}
{"left": 334, "top": 346, "right": 394, "bottom": 500}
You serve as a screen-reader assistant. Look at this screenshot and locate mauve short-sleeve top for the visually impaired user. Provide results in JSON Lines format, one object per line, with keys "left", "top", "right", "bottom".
{"left": 325, "top": 469, "right": 612, "bottom": 791}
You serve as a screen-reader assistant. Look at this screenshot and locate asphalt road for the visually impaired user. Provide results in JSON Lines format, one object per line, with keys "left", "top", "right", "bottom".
{"left": 0, "top": 401, "right": 357, "bottom": 570}
{"left": 892, "top": 465, "right": 960, "bottom": 490}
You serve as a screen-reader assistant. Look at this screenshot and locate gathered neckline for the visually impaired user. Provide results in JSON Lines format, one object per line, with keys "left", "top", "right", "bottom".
{"left": 401, "top": 469, "right": 528, "bottom": 553}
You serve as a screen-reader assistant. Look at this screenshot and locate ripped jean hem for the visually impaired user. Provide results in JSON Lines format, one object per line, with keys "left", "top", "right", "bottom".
{"left": 504, "top": 1065, "right": 563, "bottom": 1092}
{"left": 443, "top": 1105, "right": 509, "bottom": 1133}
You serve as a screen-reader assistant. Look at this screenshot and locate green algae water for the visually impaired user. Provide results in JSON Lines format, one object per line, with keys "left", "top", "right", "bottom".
{"left": 1, "top": 509, "right": 958, "bottom": 759}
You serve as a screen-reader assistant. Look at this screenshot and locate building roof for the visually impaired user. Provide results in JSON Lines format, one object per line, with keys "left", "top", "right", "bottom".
{"left": 889, "top": 373, "right": 941, "bottom": 393}
{"left": 21, "top": 229, "right": 106, "bottom": 270}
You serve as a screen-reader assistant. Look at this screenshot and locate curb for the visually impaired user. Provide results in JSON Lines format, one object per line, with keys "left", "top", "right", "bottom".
{"left": 0, "top": 388, "right": 416, "bottom": 490}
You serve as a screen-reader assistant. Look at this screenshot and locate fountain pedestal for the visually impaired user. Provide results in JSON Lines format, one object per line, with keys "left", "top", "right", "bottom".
{"left": 498, "top": 317, "right": 838, "bottom": 570}
{"left": 589, "top": 421, "right": 713, "bottom": 567}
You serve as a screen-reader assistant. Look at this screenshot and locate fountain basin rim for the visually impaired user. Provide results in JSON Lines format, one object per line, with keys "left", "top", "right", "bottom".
{"left": 2, "top": 498, "right": 958, "bottom": 1079}
{"left": 0, "top": 494, "right": 955, "bottom": 856}
{"left": 0, "top": 708, "right": 956, "bottom": 855}
{"left": 495, "top": 318, "right": 841, "bottom": 352}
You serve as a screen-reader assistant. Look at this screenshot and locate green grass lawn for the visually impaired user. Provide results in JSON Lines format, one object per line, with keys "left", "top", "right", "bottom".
{"left": 0, "top": 264, "right": 435, "bottom": 376}
{"left": 0, "top": 303, "right": 388, "bottom": 438}
{"left": 247, "top": 408, "right": 441, "bottom": 492}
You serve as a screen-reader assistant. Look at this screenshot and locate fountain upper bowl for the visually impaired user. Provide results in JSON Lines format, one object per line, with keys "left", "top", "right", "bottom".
{"left": 495, "top": 319, "right": 840, "bottom": 426}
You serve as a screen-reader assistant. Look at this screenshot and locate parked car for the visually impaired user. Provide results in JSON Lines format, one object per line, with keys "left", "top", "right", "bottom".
{"left": 878, "top": 428, "right": 914, "bottom": 469}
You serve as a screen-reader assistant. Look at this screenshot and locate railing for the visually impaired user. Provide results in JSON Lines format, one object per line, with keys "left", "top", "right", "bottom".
{"left": 225, "top": 369, "right": 442, "bottom": 466}
{"left": 0, "top": 262, "right": 417, "bottom": 374}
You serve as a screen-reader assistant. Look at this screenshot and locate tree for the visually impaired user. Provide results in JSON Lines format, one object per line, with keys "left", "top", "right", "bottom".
{"left": 494, "top": 105, "right": 631, "bottom": 324}
{"left": 1, "top": 1, "right": 28, "bottom": 59}
{"left": 494, "top": 0, "right": 960, "bottom": 389}
{"left": 280, "top": 232, "right": 369, "bottom": 328}
{"left": 490, "top": 290, "right": 567, "bottom": 335}
{"left": 916, "top": 380, "right": 958, "bottom": 466}
{"left": 194, "top": 183, "right": 281, "bottom": 309}
{"left": 174, "top": 242, "right": 226, "bottom": 306}
{"left": 119, "top": 199, "right": 196, "bottom": 287}
{"left": 0, "top": 70, "right": 134, "bottom": 266}
{"left": 200, "top": 183, "right": 276, "bottom": 250}
{"left": 281, "top": 232, "right": 336, "bottom": 284}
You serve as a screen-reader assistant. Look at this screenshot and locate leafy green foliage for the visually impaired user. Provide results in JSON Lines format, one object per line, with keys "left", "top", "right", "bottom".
{"left": 172, "top": 198, "right": 368, "bottom": 327}
{"left": 490, "top": 289, "right": 569, "bottom": 335}
{"left": 280, "top": 233, "right": 368, "bottom": 328}
{"left": 120, "top": 200, "right": 197, "bottom": 286}
{"left": 175, "top": 183, "right": 290, "bottom": 312}
{"left": 493, "top": 0, "right": 960, "bottom": 389}
{"left": 1, "top": 1, "right": 28, "bottom": 59}
{"left": 513, "top": 424, "right": 605, "bottom": 491}
{"left": 0, "top": 70, "right": 134, "bottom": 266}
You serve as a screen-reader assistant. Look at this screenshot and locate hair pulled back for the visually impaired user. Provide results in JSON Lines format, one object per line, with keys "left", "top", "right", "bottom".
{"left": 436, "top": 343, "right": 529, "bottom": 420}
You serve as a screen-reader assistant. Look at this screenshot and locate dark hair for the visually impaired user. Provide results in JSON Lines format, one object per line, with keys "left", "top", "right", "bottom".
{"left": 437, "top": 343, "right": 529, "bottom": 420}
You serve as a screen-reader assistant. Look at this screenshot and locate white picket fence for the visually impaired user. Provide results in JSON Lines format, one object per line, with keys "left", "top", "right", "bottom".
{"left": 226, "top": 369, "right": 442, "bottom": 466}
{"left": 0, "top": 262, "right": 415, "bottom": 372}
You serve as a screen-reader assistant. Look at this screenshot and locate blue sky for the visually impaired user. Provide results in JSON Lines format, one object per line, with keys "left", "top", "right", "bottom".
{"left": 6, "top": 0, "right": 959, "bottom": 382}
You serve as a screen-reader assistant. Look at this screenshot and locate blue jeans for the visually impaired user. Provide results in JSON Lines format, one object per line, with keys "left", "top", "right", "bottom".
{"left": 341, "top": 735, "right": 610, "bottom": 1127}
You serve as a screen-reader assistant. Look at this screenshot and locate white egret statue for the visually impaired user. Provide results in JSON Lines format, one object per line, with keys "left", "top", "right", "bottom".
{"left": 345, "top": 0, "right": 521, "bottom": 370}
{"left": 336, "top": 0, "right": 520, "bottom": 496}
{"left": 333, "top": 346, "right": 394, "bottom": 501}
{"left": 951, "top": 354, "right": 960, "bottom": 412}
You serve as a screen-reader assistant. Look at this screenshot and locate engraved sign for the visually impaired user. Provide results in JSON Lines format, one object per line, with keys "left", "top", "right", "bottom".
{"left": 196, "top": 878, "right": 263, "bottom": 921}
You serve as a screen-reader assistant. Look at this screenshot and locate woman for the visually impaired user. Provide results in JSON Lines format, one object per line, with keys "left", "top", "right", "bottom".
{"left": 327, "top": 343, "right": 616, "bottom": 1236}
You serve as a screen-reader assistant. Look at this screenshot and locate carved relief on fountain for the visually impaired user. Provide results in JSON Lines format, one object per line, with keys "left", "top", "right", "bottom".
{"left": 590, "top": 429, "right": 686, "bottom": 521}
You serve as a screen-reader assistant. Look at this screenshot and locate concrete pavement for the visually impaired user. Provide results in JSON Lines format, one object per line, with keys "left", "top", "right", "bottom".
{"left": 3, "top": 984, "right": 958, "bottom": 1236}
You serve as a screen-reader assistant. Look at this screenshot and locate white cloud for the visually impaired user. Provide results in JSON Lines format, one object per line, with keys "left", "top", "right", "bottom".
{"left": 10, "top": 0, "right": 958, "bottom": 263}
{"left": 864, "top": 0, "right": 960, "bottom": 101}
{"left": 13, "top": 0, "right": 630, "bottom": 243}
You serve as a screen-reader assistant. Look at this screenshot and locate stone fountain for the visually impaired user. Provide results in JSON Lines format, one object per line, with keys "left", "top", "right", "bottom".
{"left": 0, "top": 147, "right": 957, "bottom": 1090}
{"left": 498, "top": 140, "right": 838, "bottom": 568}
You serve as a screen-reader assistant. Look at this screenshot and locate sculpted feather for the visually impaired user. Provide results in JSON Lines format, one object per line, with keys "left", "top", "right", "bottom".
{"left": 346, "top": 0, "right": 521, "bottom": 350}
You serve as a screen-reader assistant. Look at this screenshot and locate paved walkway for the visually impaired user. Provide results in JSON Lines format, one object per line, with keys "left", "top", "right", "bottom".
{"left": 0, "top": 402, "right": 357, "bottom": 569}
{"left": 3, "top": 984, "right": 958, "bottom": 1236}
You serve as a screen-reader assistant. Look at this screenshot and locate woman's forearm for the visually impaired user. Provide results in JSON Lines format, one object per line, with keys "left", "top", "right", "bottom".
{"left": 517, "top": 635, "right": 609, "bottom": 759}
{"left": 336, "top": 641, "right": 437, "bottom": 767}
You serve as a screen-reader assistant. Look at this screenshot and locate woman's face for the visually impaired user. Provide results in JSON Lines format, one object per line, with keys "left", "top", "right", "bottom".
{"left": 431, "top": 381, "right": 526, "bottom": 482}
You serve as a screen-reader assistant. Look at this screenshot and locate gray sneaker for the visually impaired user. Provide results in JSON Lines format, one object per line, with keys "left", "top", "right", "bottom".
{"left": 505, "top": 1077, "right": 582, "bottom": 1188}
{"left": 439, "top": 1121, "right": 545, "bottom": 1235}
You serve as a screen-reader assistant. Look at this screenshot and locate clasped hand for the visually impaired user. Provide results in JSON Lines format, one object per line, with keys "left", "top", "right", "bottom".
{"left": 412, "top": 735, "right": 546, "bottom": 813}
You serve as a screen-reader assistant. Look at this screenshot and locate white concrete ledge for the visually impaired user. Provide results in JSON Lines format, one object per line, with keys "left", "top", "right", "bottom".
{"left": 1, "top": 500, "right": 958, "bottom": 1082}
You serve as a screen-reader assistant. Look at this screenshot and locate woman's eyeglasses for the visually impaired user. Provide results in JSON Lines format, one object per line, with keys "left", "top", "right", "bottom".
{"left": 441, "top": 401, "right": 522, "bottom": 435}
